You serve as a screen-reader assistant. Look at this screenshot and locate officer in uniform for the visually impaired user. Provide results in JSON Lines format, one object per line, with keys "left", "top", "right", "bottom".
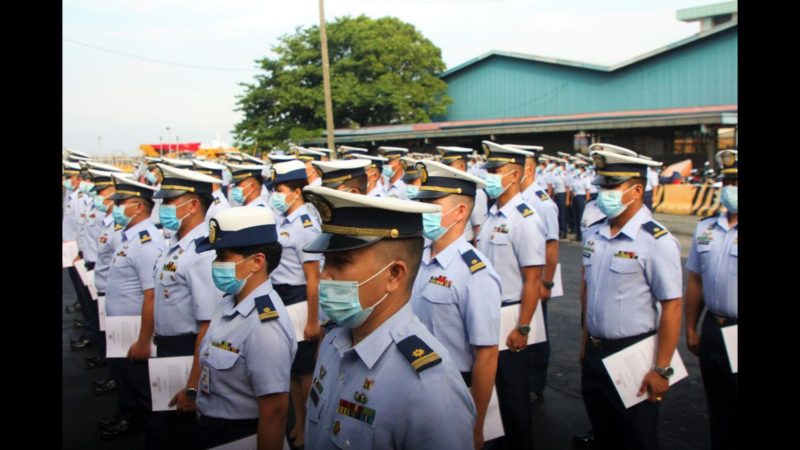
{"left": 580, "top": 143, "right": 682, "bottom": 450}
{"left": 475, "top": 141, "right": 546, "bottom": 450}
{"left": 63, "top": 161, "right": 88, "bottom": 318}
{"left": 310, "top": 159, "right": 372, "bottom": 194}
{"left": 269, "top": 160, "right": 325, "bottom": 448}
{"left": 99, "top": 173, "right": 167, "bottom": 440}
{"left": 351, "top": 154, "right": 389, "bottom": 197}
{"left": 400, "top": 157, "right": 422, "bottom": 199}
{"left": 641, "top": 155, "right": 661, "bottom": 210}
{"left": 410, "top": 160, "right": 502, "bottom": 449}
{"left": 550, "top": 159, "right": 569, "bottom": 239}
{"left": 290, "top": 145, "right": 327, "bottom": 188}
{"left": 191, "top": 159, "right": 231, "bottom": 224}
{"left": 436, "top": 146, "right": 487, "bottom": 244}
{"left": 509, "top": 144, "right": 561, "bottom": 404}
{"left": 146, "top": 164, "right": 226, "bottom": 449}
{"left": 685, "top": 149, "right": 738, "bottom": 450}
{"left": 571, "top": 161, "right": 590, "bottom": 242}
{"left": 300, "top": 185, "right": 476, "bottom": 450}
{"left": 69, "top": 163, "right": 101, "bottom": 346}
{"left": 194, "top": 207, "right": 298, "bottom": 449}
{"left": 377, "top": 146, "right": 410, "bottom": 199}
{"left": 226, "top": 163, "right": 271, "bottom": 208}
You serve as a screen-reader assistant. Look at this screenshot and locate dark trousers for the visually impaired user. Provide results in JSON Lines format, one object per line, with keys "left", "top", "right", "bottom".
{"left": 274, "top": 284, "right": 317, "bottom": 375}
{"left": 699, "top": 314, "right": 738, "bottom": 450}
{"left": 197, "top": 415, "right": 258, "bottom": 449}
{"left": 496, "top": 345, "right": 534, "bottom": 450}
{"left": 109, "top": 357, "right": 152, "bottom": 421}
{"left": 572, "top": 195, "right": 586, "bottom": 240}
{"left": 581, "top": 332, "right": 660, "bottom": 450}
{"left": 644, "top": 191, "right": 653, "bottom": 210}
{"left": 528, "top": 300, "right": 550, "bottom": 393}
{"left": 67, "top": 265, "right": 99, "bottom": 341}
{"left": 150, "top": 335, "right": 200, "bottom": 450}
{"left": 554, "top": 193, "right": 567, "bottom": 238}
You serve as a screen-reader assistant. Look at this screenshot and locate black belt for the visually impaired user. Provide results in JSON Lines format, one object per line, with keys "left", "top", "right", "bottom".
{"left": 710, "top": 314, "right": 738, "bottom": 327}
{"left": 460, "top": 371, "right": 472, "bottom": 388}
{"left": 97, "top": 292, "right": 106, "bottom": 296}
{"left": 197, "top": 414, "right": 258, "bottom": 430}
{"left": 154, "top": 334, "right": 198, "bottom": 348}
{"left": 588, "top": 330, "right": 656, "bottom": 352}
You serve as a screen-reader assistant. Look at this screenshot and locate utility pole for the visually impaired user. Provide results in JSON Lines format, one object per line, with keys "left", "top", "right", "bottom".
{"left": 319, "top": 0, "right": 336, "bottom": 158}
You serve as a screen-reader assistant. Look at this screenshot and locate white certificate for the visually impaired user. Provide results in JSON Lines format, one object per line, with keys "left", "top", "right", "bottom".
{"left": 285, "top": 301, "right": 308, "bottom": 342}
{"left": 498, "top": 300, "right": 546, "bottom": 351}
{"left": 209, "top": 434, "right": 290, "bottom": 450}
{"left": 721, "top": 324, "right": 738, "bottom": 374}
{"left": 550, "top": 264, "right": 564, "bottom": 298}
{"left": 98, "top": 296, "right": 107, "bottom": 332}
{"left": 148, "top": 356, "right": 193, "bottom": 411}
{"left": 62, "top": 241, "right": 79, "bottom": 268}
{"left": 601, "top": 335, "right": 688, "bottom": 409}
{"left": 483, "top": 387, "right": 505, "bottom": 441}
{"left": 105, "top": 316, "right": 157, "bottom": 358}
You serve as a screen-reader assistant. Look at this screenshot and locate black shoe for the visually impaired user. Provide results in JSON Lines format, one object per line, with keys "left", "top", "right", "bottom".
{"left": 86, "top": 356, "right": 107, "bottom": 368}
{"left": 530, "top": 391, "right": 544, "bottom": 405}
{"left": 66, "top": 301, "right": 82, "bottom": 313}
{"left": 93, "top": 378, "right": 114, "bottom": 387}
{"left": 70, "top": 338, "right": 93, "bottom": 350}
{"left": 572, "top": 430, "right": 595, "bottom": 447}
{"left": 94, "top": 379, "right": 116, "bottom": 395}
{"left": 99, "top": 418, "right": 134, "bottom": 439}
{"left": 73, "top": 318, "right": 86, "bottom": 328}
{"left": 97, "top": 415, "right": 128, "bottom": 429}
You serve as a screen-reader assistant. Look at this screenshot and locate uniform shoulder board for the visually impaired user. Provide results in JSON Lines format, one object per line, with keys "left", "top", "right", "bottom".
{"left": 300, "top": 214, "right": 313, "bottom": 228}
{"left": 642, "top": 221, "right": 669, "bottom": 239}
{"left": 114, "top": 223, "right": 123, "bottom": 231}
{"left": 535, "top": 190, "right": 550, "bottom": 201}
{"left": 254, "top": 295, "right": 280, "bottom": 322}
{"left": 139, "top": 230, "right": 152, "bottom": 243}
{"left": 396, "top": 335, "right": 442, "bottom": 373}
{"left": 700, "top": 212, "right": 720, "bottom": 221}
{"left": 516, "top": 202, "right": 534, "bottom": 218}
{"left": 193, "top": 236, "right": 211, "bottom": 251}
{"left": 460, "top": 249, "right": 487, "bottom": 274}
{"left": 213, "top": 197, "right": 221, "bottom": 205}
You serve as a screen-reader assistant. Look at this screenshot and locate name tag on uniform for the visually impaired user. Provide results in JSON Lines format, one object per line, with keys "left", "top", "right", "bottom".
{"left": 200, "top": 365, "right": 211, "bottom": 395}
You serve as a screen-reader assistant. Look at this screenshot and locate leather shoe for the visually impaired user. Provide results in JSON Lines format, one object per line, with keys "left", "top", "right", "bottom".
{"left": 94, "top": 379, "right": 116, "bottom": 395}
{"left": 97, "top": 415, "right": 128, "bottom": 429}
{"left": 66, "top": 301, "right": 82, "bottom": 313}
{"left": 572, "top": 430, "right": 595, "bottom": 447}
{"left": 93, "top": 378, "right": 113, "bottom": 387}
{"left": 99, "top": 418, "right": 134, "bottom": 439}
{"left": 73, "top": 318, "right": 86, "bottom": 328}
{"left": 70, "top": 338, "right": 93, "bottom": 350}
{"left": 86, "top": 356, "right": 107, "bottom": 368}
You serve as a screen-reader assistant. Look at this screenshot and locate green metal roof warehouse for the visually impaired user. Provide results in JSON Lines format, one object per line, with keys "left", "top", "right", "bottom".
{"left": 302, "top": 1, "right": 737, "bottom": 166}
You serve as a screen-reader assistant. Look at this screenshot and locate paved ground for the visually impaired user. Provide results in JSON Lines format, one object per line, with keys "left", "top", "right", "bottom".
{"left": 62, "top": 213, "right": 712, "bottom": 449}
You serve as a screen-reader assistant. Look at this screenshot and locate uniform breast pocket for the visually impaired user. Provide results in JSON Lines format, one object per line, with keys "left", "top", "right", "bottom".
{"left": 421, "top": 285, "right": 459, "bottom": 329}
{"left": 330, "top": 418, "right": 375, "bottom": 449}
{"left": 205, "top": 346, "right": 240, "bottom": 371}
{"left": 158, "top": 270, "right": 179, "bottom": 288}
{"left": 490, "top": 233, "right": 510, "bottom": 246}
{"left": 696, "top": 244, "right": 712, "bottom": 270}
{"left": 609, "top": 258, "right": 641, "bottom": 275}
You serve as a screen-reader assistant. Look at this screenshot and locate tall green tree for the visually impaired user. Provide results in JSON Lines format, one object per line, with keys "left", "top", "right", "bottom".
{"left": 234, "top": 15, "right": 451, "bottom": 148}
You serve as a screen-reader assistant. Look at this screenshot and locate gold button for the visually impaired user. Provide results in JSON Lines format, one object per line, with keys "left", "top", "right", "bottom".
{"left": 333, "top": 420, "right": 341, "bottom": 436}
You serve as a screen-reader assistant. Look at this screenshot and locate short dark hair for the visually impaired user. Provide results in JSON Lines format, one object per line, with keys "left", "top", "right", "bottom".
{"left": 278, "top": 179, "right": 308, "bottom": 192}
{"left": 373, "top": 237, "right": 424, "bottom": 290}
{"left": 236, "top": 242, "right": 283, "bottom": 275}
{"left": 190, "top": 193, "right": 213, "bottom": 214}
{"left": 627, "top": 177, "right": 646, "bottom": 188}
{"left": 341, "top": 174, "right": 368, "bottom": 194}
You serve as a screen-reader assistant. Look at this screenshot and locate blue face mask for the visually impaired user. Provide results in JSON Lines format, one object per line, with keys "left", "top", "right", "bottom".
{"left": 270, "top": 191, "right": 296, "bottom": 214}
{"left": 159, "top": 200, "right": 192, "bottom": 231}
{"left": 318, "top": 261, "right": 394, "bottom": 328}
{"left": 405, "top": 185, "right": 419, "bottom": 199}
{"left": 422, "top": 205, "right": 460, "bottom": 242}
{"left": 485, "top": 171, "right": 513, "bottom": 199}
{"left": 211, "top": 256, "right": 255, "bottom": 295}
{"left": 79, "top": 181, "right": 94, "bottom": 193}
{"left": 64, "top": 179, "right": 75, "bottom": 191}
{"left": 146, "top": 172, "right": 157, "bottom": 184}
{"left": 720, "top": 185, "right": 738, "bottom": 213}
{"left": 112, "top": 203, "right": 137, "bottom": 227}
{"left": 597, "top": 185, "right": 635, "bottom": 218}
{"left": 94, "top": 195, "right": 109, "bottom": 213}
{"left": 382, "top": 165, "right": 395, "bottom": 179}
{"left": 231, "top": 183, "right": 253, "bottom": 205}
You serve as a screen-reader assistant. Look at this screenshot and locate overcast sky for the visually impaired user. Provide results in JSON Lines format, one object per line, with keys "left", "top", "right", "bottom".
{"left": 63, "top": 0, "right": 723, "bottom": 156}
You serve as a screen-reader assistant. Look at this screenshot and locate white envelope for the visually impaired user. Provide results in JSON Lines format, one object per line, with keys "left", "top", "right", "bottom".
{"left": 105, "top": 316, "right": 157, "bottom": 358}
{"left": 63, "top": 241, "right": 79, "bottom": 268}
{"left": 721, "top": 324, "right": 738, "bottom": 374}
{"left": 284, "top": 301, "right": 308, "bottom": 342}
{"left": 499, "top": 301, "right": 547, "bottom": 351}
{"left": 148, "top": 356, "right": 193, "bottom": 411}
{"left": 550, "top": 264, "right": 564, "bottom": 298}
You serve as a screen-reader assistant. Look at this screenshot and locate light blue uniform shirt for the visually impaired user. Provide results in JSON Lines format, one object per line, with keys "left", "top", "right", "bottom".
{"left": 552, "top": 172, "right": 567, "bottom": 194}
{"left": 205, "top": 189, "right": 231, "bottom": 226}
{"left": 106, "top": 219, "right": 166, "bottom": 317}
{"left": 154, "top": 223, "right": 223, "bottom": 336}
{"left": 367, "top": 185, "right": 384, "bottom": 197}
{"left": 587, "top": 171, "right": 598, "bottom": 194}
{"left": 197, "top": 279, "right": 297, "bottom": 419}
{"left": 686, "top": 214, "right": 738, "bottom": 318}
{"left": 75, "top": 193, "right": 94, "bottom": 253}
{"left": 464, "top": 189, "right": 488, "bottom": 242}
{"left": 62, "top": 190, "right": 80, "bottom": 242}
{"left": 411, "top": 237, "right": 502, "bottom": 372}
{"left": 522, "top": 183, "right": 560, "bottom": 241}
{"left": 580, "top": 199, "right": 606, "bottom": 237}
{"left": 272, "top": 204, "right": 324, "bottom": 286}
{"left": 304, "top": 303, "right": 476, "bottom": 450}
{"left": 83, "top": 207, "right": 104, "bottom": 263}
{"left": 384, "top": 178, "right": 408, "bottom": 200}
{"left": 476, "top": 193, "right": 547, "bottom": 302}
{"left": 94, "top": 215, "right": 121, "bottom": 294}
{"left": 582, "top": 207, "right": 683, "bottom": 339}
{"left": 245, "top": 196, "right": 270, "bottom": 209}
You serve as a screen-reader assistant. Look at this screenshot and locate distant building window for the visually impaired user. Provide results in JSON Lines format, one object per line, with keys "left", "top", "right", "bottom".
{"left": 674, "top": 130, "right": 698, "bottom": 155}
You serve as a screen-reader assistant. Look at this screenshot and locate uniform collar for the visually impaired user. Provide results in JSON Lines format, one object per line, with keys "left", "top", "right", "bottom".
{"left": 103, "top": 214, "right": 114, "bottom": 227}
{"left": 715, "top": 214, "right": 737, "bottom": 231}
{"left": 222, "top": 279, "right": 275, "bottom": 318}
{"left": 489, "top": 192, "right": 523, "bottom": 217}
{"left": 391, "top": 178, "right": 406, "bottom": 190}
{"left": 173, "top": 222, "right": 207, "bottom": 250}
{"left": 599, "top": 206, "right": 651, "bottom": 240}
{"left": 283, "top": 203, "right": 309, "bottom": 224}
{"left": 122, "top": 219, "right": 152, "bottom": 242}
{"left": 423, "top": 236, "right": 466, "bottom": 269}
{"left": 522, "top": 182, "right": 538, "bottom": 199}
{"left": 334, "top": 302, "right": 415, "bottom": 370}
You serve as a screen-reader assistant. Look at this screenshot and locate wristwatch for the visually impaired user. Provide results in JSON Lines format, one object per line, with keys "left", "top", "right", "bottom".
{"left": 653, "top": 366, "right": 674, "bottom": 380}
{"left": 516, "top": 324, "right": 531, "bottom": 336}
{"left": 185, "top": 388, "right": 198, "bottom": 400}
{"left": 542, "top": 280, "right": 555, "bottom": 289}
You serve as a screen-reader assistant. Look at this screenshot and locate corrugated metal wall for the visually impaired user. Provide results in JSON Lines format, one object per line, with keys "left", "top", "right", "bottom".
{"left": 440, "top": 27, "right": 737, "bottom": 121}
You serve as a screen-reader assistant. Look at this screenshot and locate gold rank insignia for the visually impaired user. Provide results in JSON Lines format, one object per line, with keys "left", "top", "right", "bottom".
{"left": 461, "top": 249, "right": 487, "bottom": 274}
{"left": 280, "top": 231, "right": 290, "bottom": 238}
{"left": 320, "top": 366, "right": 327, "bottom": 380}
{"left": 354, "top": 391, "right": 368, "bottom": 404}
{"left": 301, "top": 214, "right": 313, "bottom": 228}
{"left": 214, "top": 197, "right": 221, "bottom": 205}
{"left": 139, "top": 230, "right": 152, "bottom": 243}
{"left": 516, "top": 203, "right": 534, "bottom": 218}
{"left": 398, "top": 335, "right": 442, "bottom": 373}
{"left": 255, "top": 295, "right": 279, "bottom": 322}
{"left": 99, "top": 235, "right": 108, "bottom": 244}
{"left": 362, "top": 378, "right": 374, "bottom": 390}
{"left": 208, "top": 220, "right": 218, "bottom": 244}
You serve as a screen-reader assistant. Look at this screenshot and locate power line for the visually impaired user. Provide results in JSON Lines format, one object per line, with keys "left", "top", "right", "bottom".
{"left": 63, "top": 38, "right": 259, "bottom": 72}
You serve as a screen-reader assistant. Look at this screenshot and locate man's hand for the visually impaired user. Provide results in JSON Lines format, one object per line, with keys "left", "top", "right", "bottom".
{"left": 686, "top": 330, "right": 701, "bottom": 357}
{"left": 168, "top": 389, "right": 197, "bottom": 413}
{"left": 541, "top": 286, "right": 552, "bottom": 301}
{"left": 506, "top": 329, "right": 528, "bottom": 353}
{"left": 638, "top": 370, "right": 670, "bottom": 403}
{"left": 303, "top": 321, "right": 322, "bottom": 342}
{"left": 127, "top": 340, "right": 152, "bottom": 360}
